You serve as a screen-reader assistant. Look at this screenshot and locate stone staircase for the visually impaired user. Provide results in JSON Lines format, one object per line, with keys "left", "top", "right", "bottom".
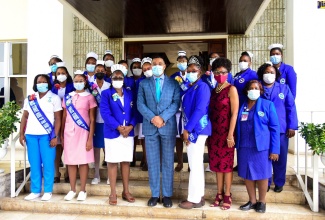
{"left": 0, "top": 164, "right": 324, "bottom": 219}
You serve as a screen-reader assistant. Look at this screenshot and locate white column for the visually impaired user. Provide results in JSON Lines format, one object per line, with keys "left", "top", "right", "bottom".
{"left": 27, "top": 0, "right": 73, "bottom": 94}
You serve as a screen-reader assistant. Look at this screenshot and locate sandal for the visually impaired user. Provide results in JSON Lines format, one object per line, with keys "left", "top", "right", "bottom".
{"left": 210, "top": 193, "right": 223, "bottom": 207}
{"left": 221, "top": 193, "right": 232, "bottom": 210}
{"left": 122, "top": 192, "right": 135, "bottom": 203}
{"left": 108, "top": 194, "right": 117, "bottom": 205}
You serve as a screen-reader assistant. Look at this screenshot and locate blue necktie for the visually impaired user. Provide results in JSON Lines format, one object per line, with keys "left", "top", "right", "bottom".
{"left": 155, "top": 78, "right": 161, "bottom": 102}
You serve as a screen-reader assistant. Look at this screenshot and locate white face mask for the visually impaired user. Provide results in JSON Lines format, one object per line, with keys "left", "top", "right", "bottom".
{"left": 239, "top": 62, "right": 249, "bottom": 71}
{"left": 263, "top": 73, "right": 276, "bottom": 84}
{"left": 57, "top": 75, "right": 67, "bottom": 82}
{"left": 144, "top": 70, "right": 153, "bottom": 78}
{"left": 209, "top": 58, "right": 216, "bottom": 66}
{"left": 133, "top": 69, "right": 142, "bottom": 76}
{"left": 122, "top": 69, "right": 128, "bottom": 76}
{"left": 105, "top": 60, "right": 114, "bottom": 67}
{"left": 247, "top": 90, "right": 260, "bottom": 101}
{"left": 112, "top": 80, "right": 123, "bottom": 89}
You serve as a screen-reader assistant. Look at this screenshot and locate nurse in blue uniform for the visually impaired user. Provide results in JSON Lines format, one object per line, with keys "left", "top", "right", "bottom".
{"left": 103, "top": 50, "right": 115, "bottom": 80}
{"left": 170, "top": 51, "right": 189, "bottom": 172}
{"left": 201, "top": 52, "right": 234, "bottom": 91}
{"left": 257, "top": 63, "right": 298, "bottom": 193}
{"left": 47, "top": 55, "right": 63, "bottom": 85}
{"left": 237, "top": 80, "right": 280, "bottom": 213}
{"left": 118, "top": 60, "right": 136, "bottom": 91}
{"left": 233, "top": 51, "right": 258, "bottom": 106}
{"left": 268, "top": 44, "right": 297, "bottom": 99}
{"left": 51, "top": 62, "right": 75, "bottom": 184}
{"left": 179, "top": 55, "right": 211, "bottom": 209}
{"left": 83, "top": 52, "right": 98, "bottom": 83}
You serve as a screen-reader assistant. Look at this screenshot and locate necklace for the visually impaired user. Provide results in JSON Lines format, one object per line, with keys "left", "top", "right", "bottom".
{"left": 215, "top": 83, "right": 228, "bottom": 93}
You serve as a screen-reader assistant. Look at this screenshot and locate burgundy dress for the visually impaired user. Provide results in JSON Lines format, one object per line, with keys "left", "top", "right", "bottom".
{"left": 208, "top": 85, "right": 234, "bottom": 173}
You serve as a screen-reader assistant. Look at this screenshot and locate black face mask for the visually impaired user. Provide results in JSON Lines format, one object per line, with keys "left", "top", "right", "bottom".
{"left": 95, "top": 72, "right": 105, "bottom": 80}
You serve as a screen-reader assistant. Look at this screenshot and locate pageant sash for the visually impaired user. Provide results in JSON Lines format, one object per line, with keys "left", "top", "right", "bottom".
{"left": 183, "top": 113, "right": 209, "bottom": 143}
{"left": 64, "top": 95, "right": 90, "bottom": 131}
{"left": 28, "top": 96, "right": 56, "bottom": 139}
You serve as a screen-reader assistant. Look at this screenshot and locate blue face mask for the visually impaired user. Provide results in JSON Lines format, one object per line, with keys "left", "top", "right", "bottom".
{"left": 74, "top": 82, "right": 85, "bottom": 91}
{"left": 270, "top": 55, "right": 282, "bottom": 65}
{"left": 51, "top": 64, "right": 57, "bottom": 73}
{"left": 152, "top": 65, "right": 164, "bottom": 77}
{"left": 86, "top": 64, "right": 95, "bottom": 73}
{"left": 186, "top": 72, "right": 199, "bottom": 83}
{"left": 177, "top": 63, "right": 187, "bottom": 72}
{"left": 36, "top": 83, "right": 48, "bottom": 93}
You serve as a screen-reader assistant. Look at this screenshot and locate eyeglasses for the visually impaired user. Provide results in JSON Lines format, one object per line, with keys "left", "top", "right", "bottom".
{"left": 112, "top": 78, "right": 124, "bottom": 81}
{"left": 213, "top": 70, "right": 228, "bottom": 75}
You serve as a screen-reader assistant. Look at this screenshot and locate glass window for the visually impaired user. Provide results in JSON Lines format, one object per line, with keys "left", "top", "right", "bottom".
{"left": 0, "top": 43, "right": 4, "bottom": 76}
{"left": 10, "top": 43, "right": 27, "bottom": 76}
{"left": 0, "top": 78, "right": 5, "bottom": 107}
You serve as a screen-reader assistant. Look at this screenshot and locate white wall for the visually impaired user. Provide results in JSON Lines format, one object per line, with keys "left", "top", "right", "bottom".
{"left": 0, "top": 0, "right": 28, "bottom": 41}
{"left": 287, "top": 0, "right": 325, "bottom": 153}
{"left": 27, "top": 0, "right": 74, "bottom": 94}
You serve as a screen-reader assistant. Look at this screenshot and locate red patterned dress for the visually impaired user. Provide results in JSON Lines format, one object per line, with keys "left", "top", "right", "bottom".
{"left": 208, "top": 85, "right": 234, "bottom": 173}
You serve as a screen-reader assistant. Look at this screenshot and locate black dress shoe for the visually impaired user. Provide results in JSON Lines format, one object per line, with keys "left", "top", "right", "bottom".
{"left": 274, "top": 185, "right": 283, "bottom": 193}
{"left": 102, "top": 160, "right": 107, "bottom": 167}
{"left": 267, "top": 186, "right": 270, "bottom": 192}
{"left": 148, "top": 197, "right": 160, "bottom": 207}
{"left": 233, "top": 165, "right": 238, "bottom": 171}
{"left": 162, "top": 197, "right": 173, "bottom": 208}
{"left": 255, "top": 202, "right": 266, "bottom": 213}
{"left": 239, "top": 201, "right": 257, "bottom": 211}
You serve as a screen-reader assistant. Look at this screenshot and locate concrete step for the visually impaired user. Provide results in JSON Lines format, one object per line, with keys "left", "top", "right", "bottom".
{"left": 0, "top": 195, "right": 323, "bottom": 220}
{"left": 59, "top": 166, "right": 298, "bottom": 186}
{"left": 25, "top": 180, "right": 306, "bottom": 205}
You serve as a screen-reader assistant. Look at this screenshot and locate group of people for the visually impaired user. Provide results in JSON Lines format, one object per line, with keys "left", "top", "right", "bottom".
{"left": 18, "top": 43, "right": 298, "bottom": 213}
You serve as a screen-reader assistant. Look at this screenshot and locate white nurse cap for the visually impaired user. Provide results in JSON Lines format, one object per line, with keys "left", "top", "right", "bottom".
{"left": 141, "top": 57, "right": 152, "bottom": 67}
{"left": 268, "top": 43, "right": 284, "bottom": 50}
{"left": 104, "top": 50, "right": 113, "bottom": 55}
{"left": 178, "top": 51, "right": 186, "bottom": 57}
{"left": 86, "top": 52, "right": 98, "bottom": 60}
{"left": 96, "top": 60, "right": 105, "bottom": 66}
{"left": 132, "top": 58, "right": 141, "bottom": 63}
{"left": 74, "top": 70, "right": 84, "bottom": 75}
{"left": 111, "top": 64, "right": 126, "bottom": 73}
{"left": 56, "top": 62, "right": 65, "bottom": 68}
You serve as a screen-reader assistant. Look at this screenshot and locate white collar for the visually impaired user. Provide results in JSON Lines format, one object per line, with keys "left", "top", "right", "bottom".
{"left": 94, "top": 80, "right": 110, "bottom": 91}
{"left": 69, "top": 91, "right": 90, "bottom": 97}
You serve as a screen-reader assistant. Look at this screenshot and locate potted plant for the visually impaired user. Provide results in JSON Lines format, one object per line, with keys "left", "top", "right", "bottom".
{"left": 299, "top": 122, "right": 325, "bottom": 165}
{"left": 0, "top": 101, "right": 21, "bottom": 151}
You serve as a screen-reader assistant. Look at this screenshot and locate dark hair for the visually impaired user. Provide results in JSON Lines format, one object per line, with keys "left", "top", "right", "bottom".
{"left": 270, "top": 47, "right": 283, "bottom": 55}
{"left": 240, "top": 51, "right": 251, "bottom": 62}
{"left": 48, "top": 57, "right": 62, "bottom": 66}
{"left": 211, "top": 57, "right": 232, "bottom": 73}
{"left": 118, "top": 60, "right": 128, "bottom": 65}
{"left": 73, "top": 74, "right": 90, "bottom": 90}
{"left": 244, "top": 80, "right": 264, "bottom": 95}
{"left": 177, "top": 56, "right": 188, "bottom": 62}
{"left": 257, "top": 63, "right": 281, "bottom": 81}
{"left": 53, "top": 67, "right": 73, "bottom": 84}
{"left": 33, "top": 74, "right": 52, "bottom": 92}
{"left": 95, "top": 64, "right": 105, "bottom": 70}
{"left": 103, "top": 53, "right": 115, "bottom": 61}
{"left": 208, "top": 52, "right": 219, "bottom": 59}
{"left": 151, "top": 54, "right": 166, "bottom": 64}
{"left": 130, "top": 61, "right": 141, "bottom": 74}
{"left": 84, "top": 57, "right": 97, "bottom": 67}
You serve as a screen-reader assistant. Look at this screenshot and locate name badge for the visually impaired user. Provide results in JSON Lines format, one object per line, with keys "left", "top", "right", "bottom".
{"left": 241, "top": 112, "right": 249, "bottom": 121}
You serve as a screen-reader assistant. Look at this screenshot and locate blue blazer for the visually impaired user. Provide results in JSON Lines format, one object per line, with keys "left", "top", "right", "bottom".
{"left": 51, "top": 82, "right": 75, "bottom": 95}
{"left": 100, "top": 87, "right": 136, "bottom": 139}
{"left": 278, "top": 63, "right": 297, "bottom": 99}
{"left": 137, "top": 75, "right": 180, "bottom": 136}
{"left": 236, "top": 98, "right": 280, "bottom": 154}
{"left": 105, "top": 76, "right": 135, "bottom": 91}
{"left": 261, "top": 82, "right": 298, "bottom": 133}
{"left": 234, "top": 68, "right": 258, "bottom": 106}
{"left": 48, "top": 72, "right": 54, "bottom": 85}
{"left": 182, "top": 79, "right": 211, "bottom": 136}
{"left": 201, "top": 72, "right": 234, "bottom": 91}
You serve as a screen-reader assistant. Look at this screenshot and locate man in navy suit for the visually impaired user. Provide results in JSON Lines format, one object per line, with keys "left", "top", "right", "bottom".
{"left": 137, "top": 55, "right": 180, "bottom": 208}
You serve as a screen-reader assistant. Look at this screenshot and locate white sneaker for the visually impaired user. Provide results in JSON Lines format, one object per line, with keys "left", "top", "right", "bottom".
{"left": 24, "top": 193, "right": 41, "bottom": 201}
{"left": 107, "top": 179, "right": 110, "bottom": 185}
{"left": 205, "top": 164, "right": 212, "bottom": 172}
{"left": 77, "top": 191, "right": 87, "bottom": 201}
{"left": 41, "top": 193, "right": 52, "bottom": 201}
{"left": 64, "top": 191, "right": 76, "bottom": 201}
{"left": 91, "top": 177, "right": 100, "bottom": 185}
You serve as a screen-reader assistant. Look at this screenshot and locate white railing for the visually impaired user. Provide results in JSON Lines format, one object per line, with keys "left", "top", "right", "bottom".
{"left": 10, "top": 132, "right": 30, "bottom": 197}
{"left": 294, "top": 111, "right": 325, "bottom": 212}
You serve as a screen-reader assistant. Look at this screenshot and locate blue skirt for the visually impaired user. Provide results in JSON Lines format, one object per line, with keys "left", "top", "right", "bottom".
{"left": 237, "top": 147, "right": 272, "bottom": 181}
{"left": 93, "top": 123, "right": 105, "bottom": 148}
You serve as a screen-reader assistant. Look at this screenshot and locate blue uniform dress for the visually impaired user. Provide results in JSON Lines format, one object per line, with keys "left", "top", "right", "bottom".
{"left": 261, "top": 82, "right": 298, "bottom": 187}
{"left": 105, "top": 76, "right": 136, "bottom": 91}
{"left": 233, "top": 68, "right": 258, "bottom": 106}
{"left": 278, "top": 63, "right": 297, "bottom": 99}
{"left": 51, "top": 82, "right": 75, "bottom": 97}
{"left": 236, "top": 98, "right": 280, "bottom": 181}
{"left": 48, "top": 72, "right": 54, "bottom": 85}
{"left": 201, "top": 71, "right": 234, "bottom": 91}
{"left": 170, "top": 71, "right": 190, "bottom": 136}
